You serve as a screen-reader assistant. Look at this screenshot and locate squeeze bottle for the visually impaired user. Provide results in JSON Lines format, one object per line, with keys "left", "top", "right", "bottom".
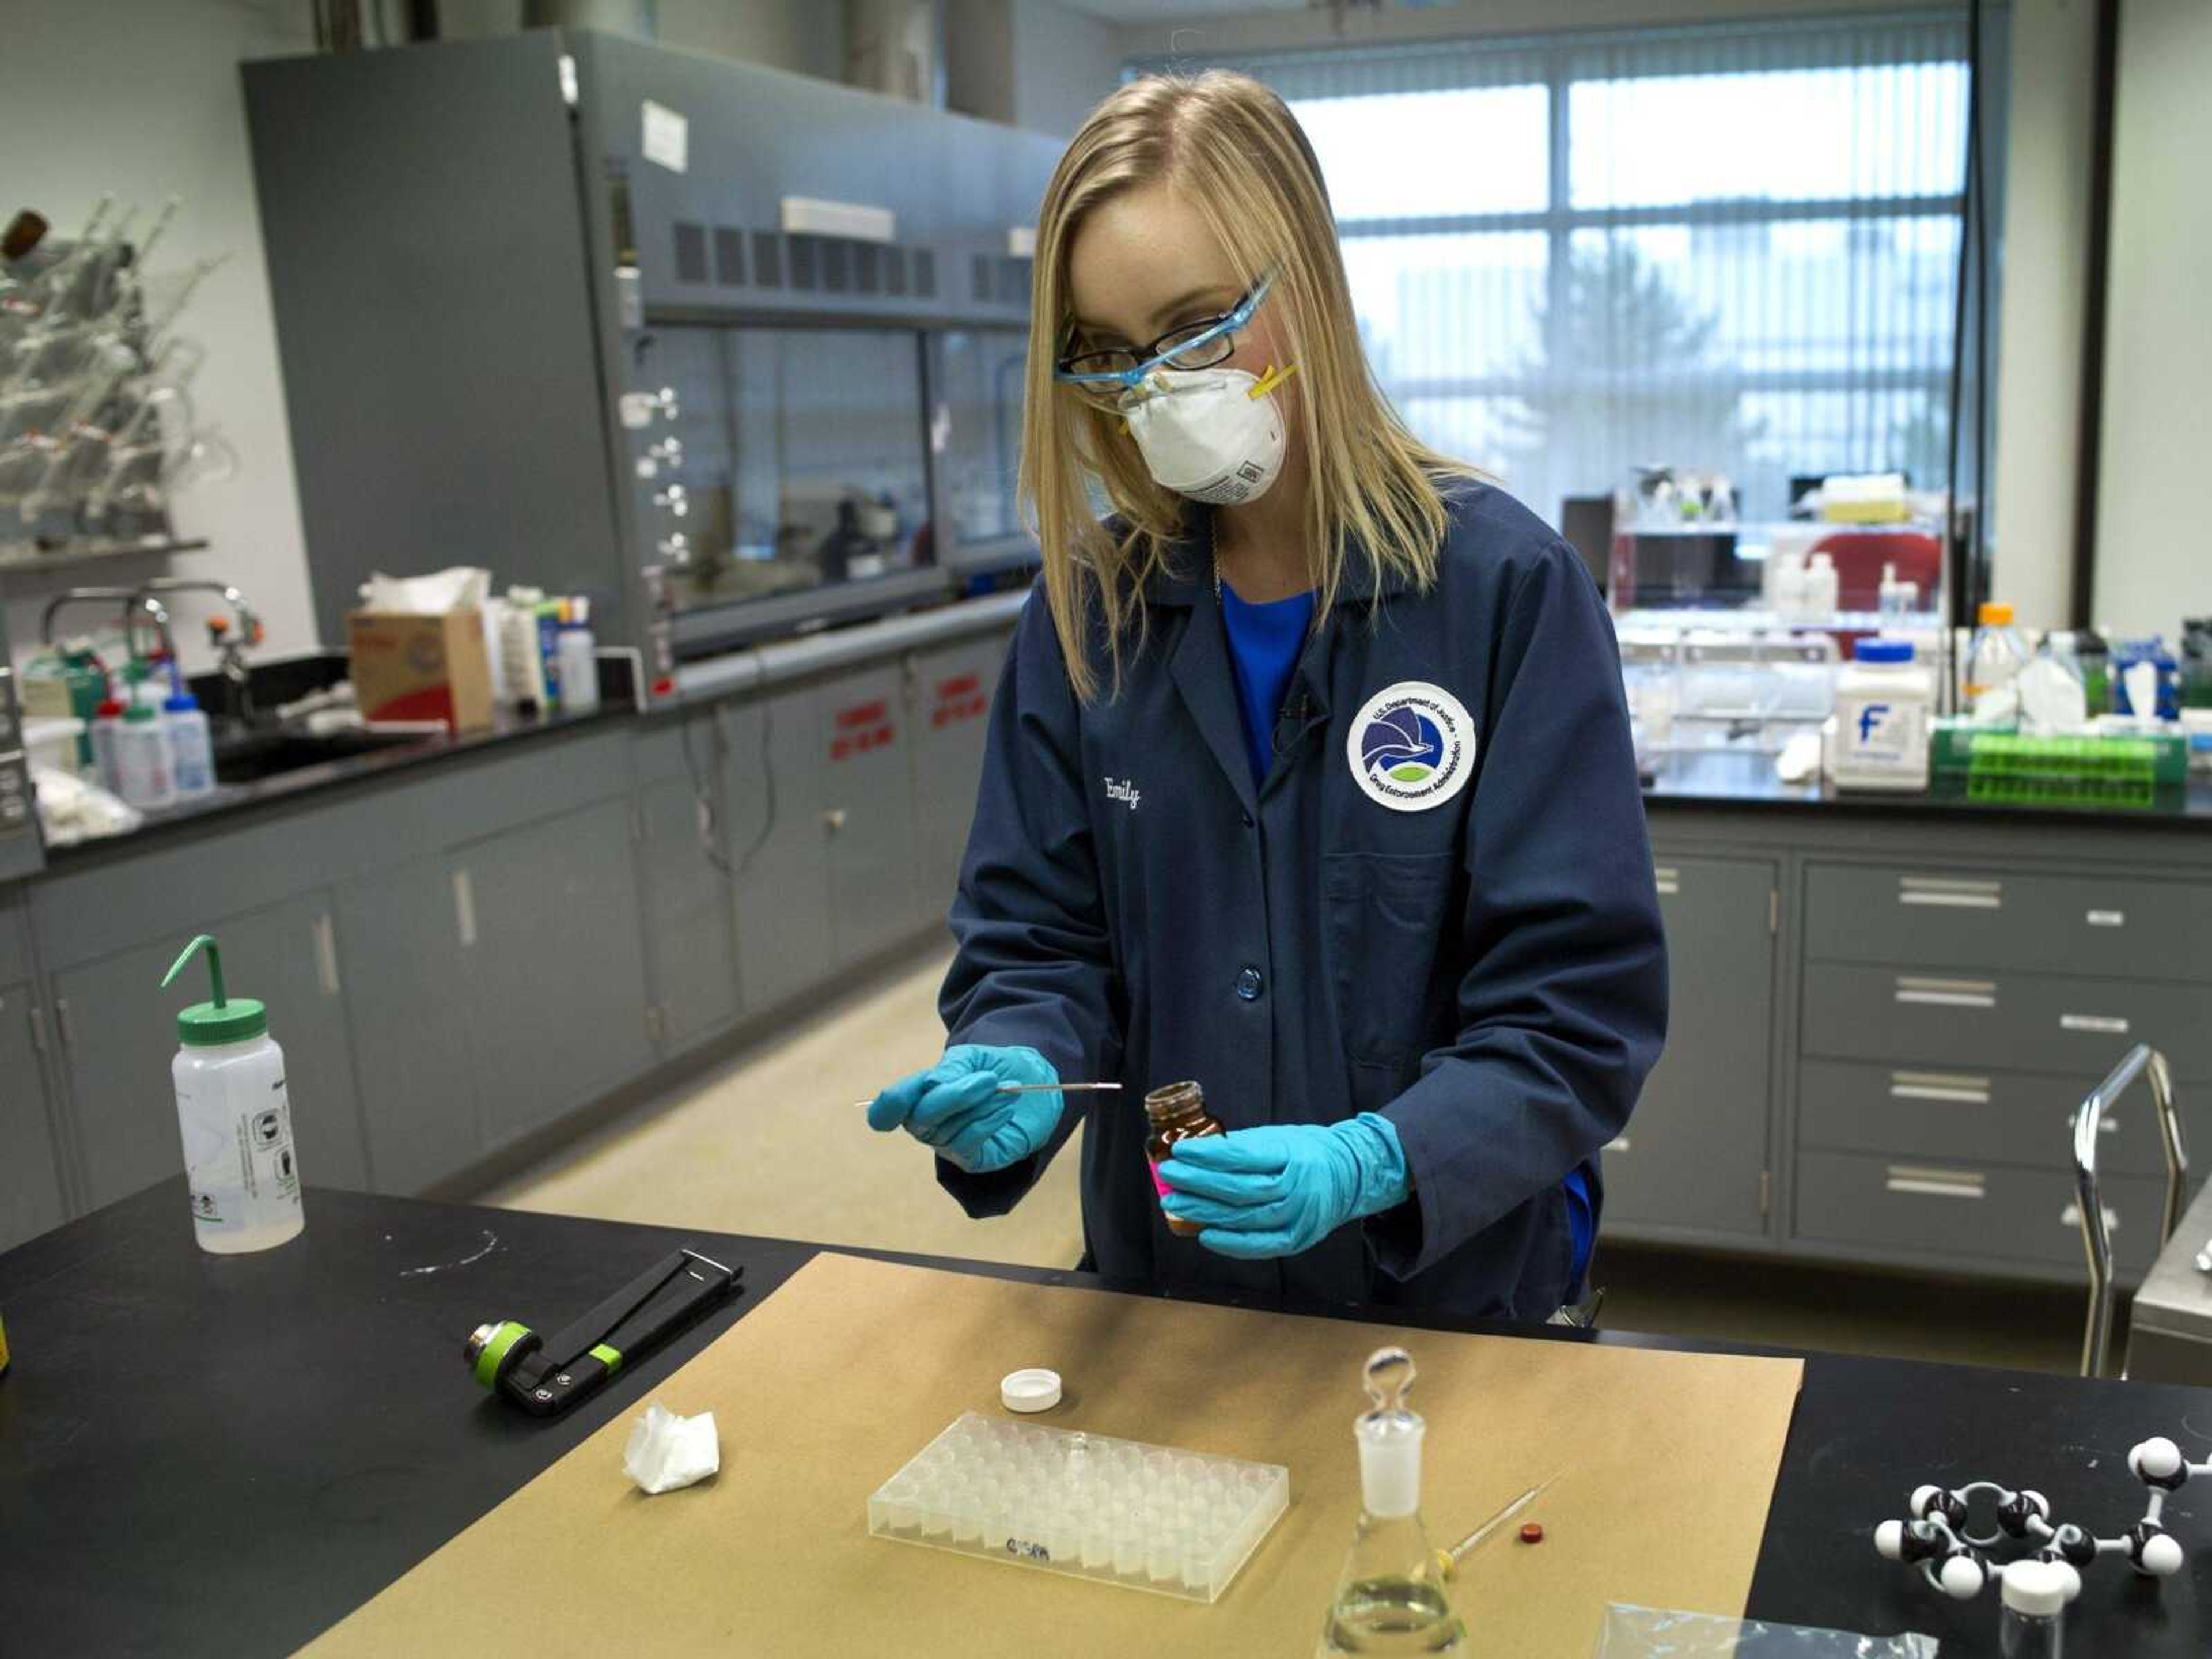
{"left": 161, "top": 934, "right": 304, "bottom": 1253}
{"left": 164, "top": 687, "right": 215, "bottom": 797}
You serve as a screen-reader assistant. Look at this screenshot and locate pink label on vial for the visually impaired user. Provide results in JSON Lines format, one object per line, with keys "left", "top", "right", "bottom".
{"left": 1149, "top": 1158, "right": 1173, "bottom": 1200}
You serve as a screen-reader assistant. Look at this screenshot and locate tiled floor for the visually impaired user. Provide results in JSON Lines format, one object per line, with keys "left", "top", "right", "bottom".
{"left": 487, "top": 943, "right": 2083, "bottom": 1376}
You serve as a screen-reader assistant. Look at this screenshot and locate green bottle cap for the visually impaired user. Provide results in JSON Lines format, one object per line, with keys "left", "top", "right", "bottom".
{"left": 123, "top": 703, "right": 156, "bottom": 723}
{"left": 161, "top": 934, "right": 267, "bottom": 1046}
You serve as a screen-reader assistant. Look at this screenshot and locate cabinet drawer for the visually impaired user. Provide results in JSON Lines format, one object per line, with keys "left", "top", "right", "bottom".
{"left": 1805, "top": 863, "right": 2212, "bottom": 983}
{"left": 1799, "top": 1059, "right": 2203, "bottom": 1180}
{"left": 1801, "top": 963, "right": 2212, "bottom": 1081}
{"left": 1795, "top": 1150, "right": 2167, "bottom": 1279}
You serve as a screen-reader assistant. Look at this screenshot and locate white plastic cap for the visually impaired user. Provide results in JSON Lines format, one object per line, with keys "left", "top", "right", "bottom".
{"left": 1874, "top": 1520, "right": 1905, "bottom": 1562}
{"left": 1000, "top": 1368, "right": 1062, "bottom": 1414}
{"left": 2001, "top": 1559, "right": 2071, "bottom": 1618}
{"left": 1356, "top": 1417, "right": 1424, "bottom": 1518}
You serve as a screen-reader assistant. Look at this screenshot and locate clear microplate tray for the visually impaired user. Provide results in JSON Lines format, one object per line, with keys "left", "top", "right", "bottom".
{"left": 866, "top": 1411, "right": 1290, "bottom": 1603}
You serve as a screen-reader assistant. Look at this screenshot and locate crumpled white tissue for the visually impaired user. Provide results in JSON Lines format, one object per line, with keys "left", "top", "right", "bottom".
{"left": 622, "top": 1400, "right": 719, "bottom": 1494}
{"left": 357, "top": 566, "right": 491, "bottom": 614}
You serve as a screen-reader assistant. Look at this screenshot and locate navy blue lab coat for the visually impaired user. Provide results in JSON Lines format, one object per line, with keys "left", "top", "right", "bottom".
{"left": 937, "top": 480, "right": 1667, "bottom": 1320}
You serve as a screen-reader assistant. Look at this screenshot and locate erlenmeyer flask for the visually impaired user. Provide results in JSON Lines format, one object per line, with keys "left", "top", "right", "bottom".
{"left": 1319, "top": 1347, "right": 1465, "bottom": 1656}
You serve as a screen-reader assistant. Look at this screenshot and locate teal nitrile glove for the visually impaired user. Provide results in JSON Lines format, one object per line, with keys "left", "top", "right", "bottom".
{"left": 1157, "top": 1115, "right": 1410, "bottom": 1260}
{"left": 865, "top": 1044, "right": 1065, "bottom": 1174}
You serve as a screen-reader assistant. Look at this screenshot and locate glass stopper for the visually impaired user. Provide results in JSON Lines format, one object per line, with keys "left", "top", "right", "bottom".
{"left": 1363, "top": 1346, "right": 1415, "bottom": 1416}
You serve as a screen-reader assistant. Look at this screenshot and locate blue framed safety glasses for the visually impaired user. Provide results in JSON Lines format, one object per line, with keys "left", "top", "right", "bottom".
{"left": 1053, "top": 272, "right": 1276, "bottom": 403}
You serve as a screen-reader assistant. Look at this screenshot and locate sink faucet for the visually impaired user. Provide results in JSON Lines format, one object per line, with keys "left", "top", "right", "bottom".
{"left": 37, "top": 586, "right": 175, "bottom": 690}
{"left": 132, "top": 577, "right": 263, "bottom": 724}
{"left": 40, "top": 585, "right": 141, "bottom": 647}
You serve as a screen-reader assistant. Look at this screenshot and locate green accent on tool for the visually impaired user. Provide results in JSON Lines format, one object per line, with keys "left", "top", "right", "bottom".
{"left": 473, "top": 1320, "right": 533, "bottom": 1389}
{"left": 590, "top": 1343, "right": 623, "bottom": 1374}
{"left": 161, "top": 934, "right": 269, "bottom": 1046}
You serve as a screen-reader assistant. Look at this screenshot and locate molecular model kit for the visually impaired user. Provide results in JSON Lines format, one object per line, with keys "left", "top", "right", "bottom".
{"left": 1873, "top": 1435, "right": 2207, "bottom": 1605}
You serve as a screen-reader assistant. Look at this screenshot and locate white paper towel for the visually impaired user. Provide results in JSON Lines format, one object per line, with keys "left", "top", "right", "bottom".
{"left": 358, "top": 566, "right": 491, "bottom": 613}
{"left": 622, "top": 1401, "right": 720, "bottom": 1495}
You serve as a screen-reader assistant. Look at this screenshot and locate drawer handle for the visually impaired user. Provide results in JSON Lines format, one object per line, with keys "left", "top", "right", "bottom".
{"left": 1653, "top": 865, "right": 1680, "bottom": 896}
{"left": 1605, "top": 1136, "right": 1631, "bottom": 1154}
{"left": 1886, "top": 1164, "right": 1987, "bottom": 1199}
{"left": 2086, "top": 909, "right": 2126, "bottom": 929}
{"left": 1895, "top": 976, "right": 1998, "bottom": 1009}
{"left": 313, "top": 913, "right": 341, "bottom": 997}
{"left": 2061, "top": 1200, "right": 2119, "bottom": 1234}
{"left": 452, "top": 868, "right": 478, "bottom": 949}
{"left": 1898, "top": 876, "right": 2003, "bottom": 910}
{"left": 2061, "top": 1013, "right": 2130, "bottom": 1035}
{"left": 1889, "top": 1070, "right": 1993, "bottom": 1105}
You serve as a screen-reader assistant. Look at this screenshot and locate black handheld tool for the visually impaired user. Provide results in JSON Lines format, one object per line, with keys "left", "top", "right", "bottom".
{"left": 463, "top": 1248, "right": 740, "bottom": 1416}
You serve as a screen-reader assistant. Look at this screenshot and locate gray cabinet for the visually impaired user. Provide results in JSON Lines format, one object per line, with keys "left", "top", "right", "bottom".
{"left": 1805, "top": 863, "right": 2212, "bottom": 984}
{"left": 721, "top": 685, "right": 832, "bottom": 1013}
{"left": 0, "top": 982, "right": 66, "bottom": 1250}
{"left": 1800, "top": 962, "right": 2212, "bottom": 1083}
{"left": 1798, "top": 1058, "right": 2212, "bottom": 1183}
{"left": 908, "top": 635, "right": 1005, "bottom": 926}
{"left": 821, "top": 663, "right": 928, "bottom": 964}
{"left": 51, "top": 941, "right": 178, "bottom": 1209}
{"left": 452, "top": 797, "right": 654, "bottom": 1148}
{"left": 219, "top": 895, "right": 366, "bottom": 1191}
{"left": 634, "top": 720, "right": 740, "bottom": 1054}
{"left": 1796, "top": 1149, "right": 2168, "bottom": 1281}
{"left": 49, "top": 890, "right": 359, "bottom": 1210}
{"left": 338, "top": 853, "right": 476, "bottom": 1194}
{"left": 1605, "top": 856, "right": 1777, "bottom": 1239}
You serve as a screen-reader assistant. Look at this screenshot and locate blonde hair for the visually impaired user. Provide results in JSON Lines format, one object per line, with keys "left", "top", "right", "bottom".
{"left": 1021, "top": 69, "right": 1483, "bottom": 700}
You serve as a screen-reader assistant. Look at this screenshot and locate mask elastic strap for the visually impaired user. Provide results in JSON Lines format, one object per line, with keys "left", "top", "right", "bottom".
{"left": 1247, "top": 363, "right": 1298, "bottom": 399}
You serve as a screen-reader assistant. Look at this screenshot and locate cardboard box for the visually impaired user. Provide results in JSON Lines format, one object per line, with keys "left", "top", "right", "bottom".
{"left": 346, "top": 608, "right": 494, "bottom": 732}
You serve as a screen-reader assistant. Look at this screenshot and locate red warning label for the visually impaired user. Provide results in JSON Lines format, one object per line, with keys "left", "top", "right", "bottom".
{"left": 831, "top": 700, "right": 896, "bottom": 761}
{"left": 929, "top": 675, "right": 988, "bottom": 730}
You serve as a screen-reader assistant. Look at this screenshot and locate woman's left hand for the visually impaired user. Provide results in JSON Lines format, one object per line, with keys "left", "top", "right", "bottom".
{"left": 1157, "top": 1115, "right": 1409, "bottom": 1259}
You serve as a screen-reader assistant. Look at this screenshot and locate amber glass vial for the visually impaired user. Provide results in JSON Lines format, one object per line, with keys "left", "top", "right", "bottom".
{"left": 1144, "top": 1081, "right": 1225, "bottom": 1237}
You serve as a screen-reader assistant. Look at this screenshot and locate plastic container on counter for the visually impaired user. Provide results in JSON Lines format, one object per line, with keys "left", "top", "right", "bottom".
{"left": 164, "top": 690, "right": 215, "bottom": 797}
{"left": 112, "top": 702, "right": 176, "bottom": 809}
{"left": 161, "top": 934, "right": 304, "bottom": 1255}
{"left": 555, "top": 624, "right": 600, "bottom": 715}
{"left": 1834, "top": 639, "right": 1933, "bottom": 792}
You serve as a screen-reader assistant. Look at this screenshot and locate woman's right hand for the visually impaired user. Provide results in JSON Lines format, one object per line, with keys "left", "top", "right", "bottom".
{"left": 865, "top": 1044, "right": 1065, "bottom": 1173}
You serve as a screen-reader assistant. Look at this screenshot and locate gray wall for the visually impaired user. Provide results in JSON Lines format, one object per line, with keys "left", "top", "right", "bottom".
{"left": 2093, "top": 0, "right": 2212, "bottom": 637}
{"left": 1011, "top": 0, "right": 1123, "bottom": 137}
{"left": 946, "top": 0, "right": 1123, "bottom": 137}
{"left": 1990, "top": 0, "right": 2099, "bottom": 632}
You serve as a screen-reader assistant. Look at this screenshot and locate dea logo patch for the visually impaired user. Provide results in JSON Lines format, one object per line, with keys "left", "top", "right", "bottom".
{"left": 1347, "top": 682, "right": 1476, "bottom": 812}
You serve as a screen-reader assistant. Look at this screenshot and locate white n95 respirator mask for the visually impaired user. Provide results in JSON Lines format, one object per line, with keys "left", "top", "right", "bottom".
{"left": 1120, "top": 364, "right": 1296, "bottom": 506}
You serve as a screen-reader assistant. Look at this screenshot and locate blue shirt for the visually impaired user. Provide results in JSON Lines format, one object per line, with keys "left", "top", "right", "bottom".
{"left": 1217, "top": 578, "right": 1316, "bottom": 787}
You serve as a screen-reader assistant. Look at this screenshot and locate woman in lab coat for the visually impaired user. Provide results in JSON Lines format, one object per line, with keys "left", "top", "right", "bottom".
{"left": 865, "top": 70, "right": 1666, "bottom": 1320}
